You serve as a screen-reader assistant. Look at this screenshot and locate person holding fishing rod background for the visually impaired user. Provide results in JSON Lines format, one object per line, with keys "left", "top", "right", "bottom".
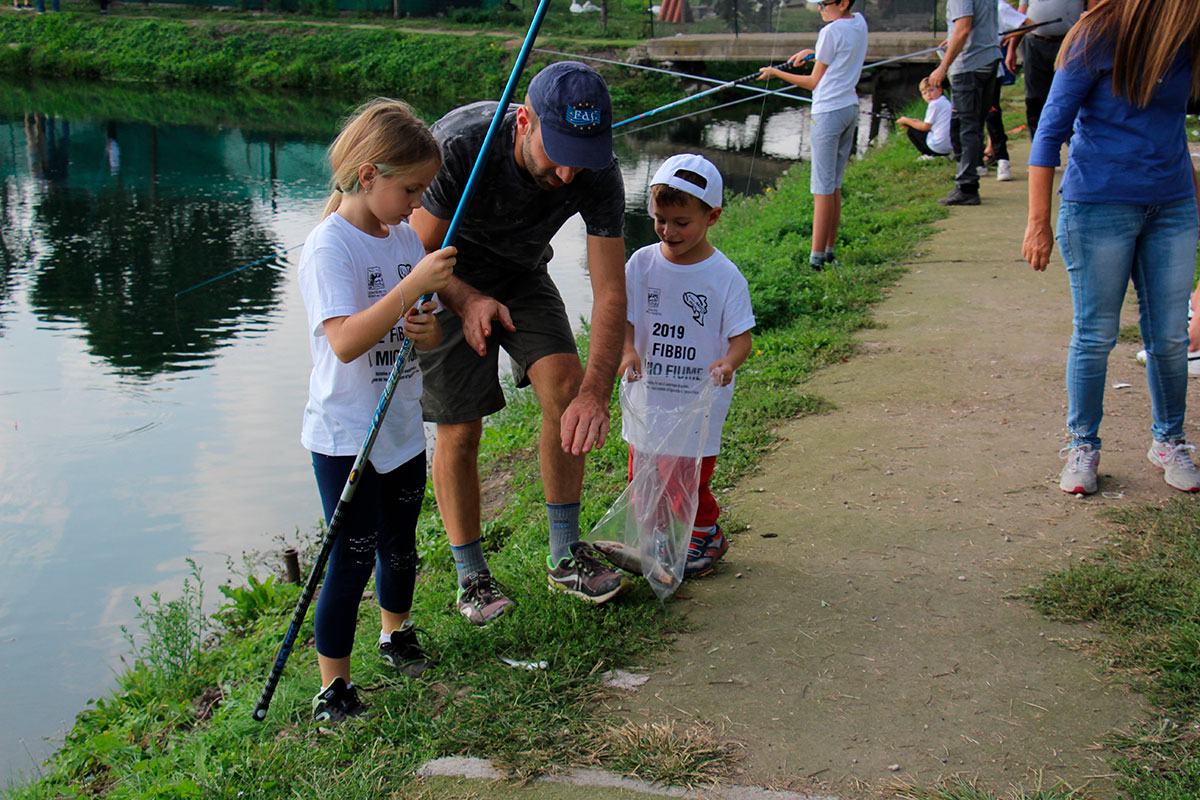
{"left": 756, "top": 0, "right": 868, "bottom": 270}
{"left": 297, "top": 99, "right": 457, "bottom": 723}
{"left": 409, "top": 61, "right": 631, "bottom": 626}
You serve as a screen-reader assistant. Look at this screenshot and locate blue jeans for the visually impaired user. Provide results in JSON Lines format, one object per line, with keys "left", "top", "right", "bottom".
{"left": 1057, "top": 197, "right": 1198, "bottom": 449}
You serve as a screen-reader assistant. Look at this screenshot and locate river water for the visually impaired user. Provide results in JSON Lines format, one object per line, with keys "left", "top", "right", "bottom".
{"left": 0, "top": 76, "right": 884, "bottom": 784}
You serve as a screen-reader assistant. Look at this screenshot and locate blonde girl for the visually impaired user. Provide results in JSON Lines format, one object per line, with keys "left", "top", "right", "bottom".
{"left": 297, "top": 98, "right": 456, "bottom": 723}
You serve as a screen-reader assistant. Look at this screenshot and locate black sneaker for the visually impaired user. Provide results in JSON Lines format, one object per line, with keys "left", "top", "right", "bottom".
{"left": 456, "top": 569, "right": 515, "bottom": 627}
{"left": 379, "top": 622, "right": 434, "bottom": 677}
{"left": 311, "top": 676, "right": 371, "bottom": 724}
{"left": 547, "top": 541, "right": 632, "bottom": 603}
{"left": 937, "top": 188, "right": 981, "bottom": 206}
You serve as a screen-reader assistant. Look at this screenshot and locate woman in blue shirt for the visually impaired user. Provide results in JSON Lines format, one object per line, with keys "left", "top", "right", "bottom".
{"left": 1022, "top": 0, "right": 1200, "bottom": 495}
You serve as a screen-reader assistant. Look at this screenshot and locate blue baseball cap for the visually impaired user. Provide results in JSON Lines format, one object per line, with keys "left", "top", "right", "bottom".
{"left": 527, "top": 61, "right": 613, "bottom": 170}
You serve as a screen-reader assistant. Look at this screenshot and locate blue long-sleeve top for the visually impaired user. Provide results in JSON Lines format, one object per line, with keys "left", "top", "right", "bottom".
{"left": 1029, "top": 39, "right": 1195, "bottom": 205}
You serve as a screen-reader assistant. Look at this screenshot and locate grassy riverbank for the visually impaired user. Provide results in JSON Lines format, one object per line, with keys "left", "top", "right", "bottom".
{"left": 5, "top": 127, "right": 955, "bottom": 798}
{"left": 0, "top": 9, "right": 686, "bottom": 112}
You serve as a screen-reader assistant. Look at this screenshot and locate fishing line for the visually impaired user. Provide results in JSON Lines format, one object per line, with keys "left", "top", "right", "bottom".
{"left": 745, "top": 0, "right": 790, "bottom": 195}
{"left": 534, "top": 48, "right": 802, "bottom": 101}
{"left": 174, "top": 243, "right": 303, "bottom": 298}
{"left": 616, "top": 85, "right": 808, "bottom": 139}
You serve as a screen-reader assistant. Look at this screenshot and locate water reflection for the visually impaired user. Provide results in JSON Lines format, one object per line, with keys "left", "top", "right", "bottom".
{"left": 0, "top": 76, "right": 885, "bottom": 785}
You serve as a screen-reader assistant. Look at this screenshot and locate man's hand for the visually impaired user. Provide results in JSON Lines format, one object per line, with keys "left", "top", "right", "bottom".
{"left": 560, "top": 390, "right": 610, "bottom": 456}
{"left": 928, "top": 64, "right": 947, "bottom": 90}
{"left": 458, "top": 291, "right": 516, "bottom": 356}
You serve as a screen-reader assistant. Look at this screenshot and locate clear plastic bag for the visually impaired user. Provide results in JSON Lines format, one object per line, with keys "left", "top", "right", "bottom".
{"left": 587, "top": 376, "right": 716, "bottom": 600}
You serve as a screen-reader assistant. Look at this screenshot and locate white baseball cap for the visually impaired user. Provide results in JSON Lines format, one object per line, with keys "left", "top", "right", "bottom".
{"left": 650, "top": 153, "right": 724, "bottom": 209}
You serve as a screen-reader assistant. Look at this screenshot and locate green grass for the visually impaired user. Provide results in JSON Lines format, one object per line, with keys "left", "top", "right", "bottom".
{"left": 1030, "top": 499, "right": 1200, "bottom": 800}
{"left": 4, "top": 129, "right": 956, "bottom": 798}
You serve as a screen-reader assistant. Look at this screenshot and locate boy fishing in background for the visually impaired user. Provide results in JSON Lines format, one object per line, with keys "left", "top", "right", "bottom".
{"left": 757, "top": 0, "right": 868, "bottom": 269}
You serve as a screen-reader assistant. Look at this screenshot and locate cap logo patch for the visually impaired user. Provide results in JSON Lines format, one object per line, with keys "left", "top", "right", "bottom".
{"left": 564, "top": 102, "right": 601, "bottom": 131}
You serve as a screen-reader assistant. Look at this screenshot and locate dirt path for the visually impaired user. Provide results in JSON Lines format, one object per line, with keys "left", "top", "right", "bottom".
{"left": 617, "top": 143, "right": 1180, "bottom": 799}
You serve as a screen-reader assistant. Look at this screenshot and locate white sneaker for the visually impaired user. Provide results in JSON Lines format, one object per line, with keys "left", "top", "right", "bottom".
{"left": 1059, "top": 444, "right": 1100, "bottom": 494}
{"left": 917, "top": 154, "right": 936, "bottom": 161}
{"left": 996, "top": 159, "right": 1012, "bottom": 181}
{"left": 976, "top": 164, "right": 989, "bottom": 177}
{"left": 1134, "top": 348, "right": 1200, "bottom": 375}
{"left": 1147, "top": 440, "right": 1200, "bottom": 492}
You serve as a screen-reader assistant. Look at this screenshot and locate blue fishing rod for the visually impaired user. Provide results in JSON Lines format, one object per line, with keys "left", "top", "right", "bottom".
{"left": 613, "top": 54, "right": 813, "bottom": 129}
{"left": 251, "top": 0, "right": 554, "bottom": 722}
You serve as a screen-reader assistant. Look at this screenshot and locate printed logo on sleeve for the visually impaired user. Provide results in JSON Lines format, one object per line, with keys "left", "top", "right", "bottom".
{"left": 683, "top": 291, "right": 708, "bottom": 326}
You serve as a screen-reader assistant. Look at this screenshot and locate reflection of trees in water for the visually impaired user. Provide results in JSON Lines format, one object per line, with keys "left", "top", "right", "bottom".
{"left": 28, "top": 184, "right": 283, "bottom": 379}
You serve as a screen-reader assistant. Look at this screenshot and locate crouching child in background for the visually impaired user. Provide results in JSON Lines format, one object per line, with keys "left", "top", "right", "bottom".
{"left": 618, "top": 154, "right": 755, "bottom": 576}
{"left": 897, "top": 78, "right": 954, "bottom": 160}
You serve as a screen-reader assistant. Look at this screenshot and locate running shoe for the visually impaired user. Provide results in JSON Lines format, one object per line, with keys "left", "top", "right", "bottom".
{"left": 996, "top": 159, "right": 1012, "bottom": 181}
{"left": 547, "top": 541, "right": 631, "bottom": 603}
{"left": 1059, "top": 443, "right": 1100, "bottom": 494}
{"left": 456, "top": 570, "right": 514, "bottom": 626}
{"left": 379, "top": 621, "right": 433, "bottom": 677}
{"left": 1147, "top": 440, "right": 1200, "bottom": 492}
{"left": 685, "top": 525, "right": 728, "bottom": 577}
{"left": 1135, "top": 349, "right": 1200, "bottom": 375}
{"left": 312, "top": 677, "right": 371, "bottom": 724}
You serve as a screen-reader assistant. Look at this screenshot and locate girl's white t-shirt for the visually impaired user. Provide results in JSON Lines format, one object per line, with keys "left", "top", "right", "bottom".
{"left": 298, "top": 213, "right": 427, "bottom": 473}
{"left": 623, "top": 244, "right": 756, "bottom": 457}
{"left": 812, "top": 12, "right": 869, "bottom": 114}
{"left": 924, "top": 94, "right": 953, "bottom": 155}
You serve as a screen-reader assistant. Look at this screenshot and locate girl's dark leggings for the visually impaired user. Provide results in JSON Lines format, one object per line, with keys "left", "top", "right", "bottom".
{"left": 310, "top": 450, "right": 426, "bottom": 659}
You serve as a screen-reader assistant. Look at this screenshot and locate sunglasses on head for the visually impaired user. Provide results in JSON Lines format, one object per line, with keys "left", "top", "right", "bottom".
{"left": 817, "top": 0, "right": 841, "bottom": 6}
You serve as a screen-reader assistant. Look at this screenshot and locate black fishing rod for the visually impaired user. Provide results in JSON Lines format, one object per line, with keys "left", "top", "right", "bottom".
{"left": 251, "top": 0, "right": 554, "bottom": 723}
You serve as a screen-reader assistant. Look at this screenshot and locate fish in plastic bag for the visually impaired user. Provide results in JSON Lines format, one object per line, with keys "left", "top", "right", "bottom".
{"left": 587, "top": 376, "right": 716, "bottom": 600}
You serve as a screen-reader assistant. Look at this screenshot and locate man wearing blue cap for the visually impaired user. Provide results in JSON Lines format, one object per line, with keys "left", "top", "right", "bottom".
{"left": 410, "top": 61, "right": 630, "bottom": 626}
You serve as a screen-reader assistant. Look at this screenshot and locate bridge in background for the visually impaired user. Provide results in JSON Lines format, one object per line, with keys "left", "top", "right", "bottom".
{"left": 644, "top": 31, "right": 943, "bottom": 64}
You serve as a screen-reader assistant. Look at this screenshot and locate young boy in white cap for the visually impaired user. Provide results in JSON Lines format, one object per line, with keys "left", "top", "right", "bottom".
{"left": 618, "top": 154, "right": 756, "bottom": 576}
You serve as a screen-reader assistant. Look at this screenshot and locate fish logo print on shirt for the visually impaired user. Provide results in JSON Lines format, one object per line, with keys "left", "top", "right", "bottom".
{"left": 683, "top": 291, "right": 708, "bottom": 326}
{"left": 367, "top": 267, "right": 386, "bottom": 299}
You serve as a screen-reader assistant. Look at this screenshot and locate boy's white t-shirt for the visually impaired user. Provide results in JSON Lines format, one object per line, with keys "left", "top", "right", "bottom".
{"left": 298, "top": 213, "right": 427, "bottom": 473}
{"left": 622, "top": 243, "right": 756, "bottom": 457}
{"left": 924, "top": 94, "right": 953, "bottom": 155}
{"left": 812, "top": 12, "right": 869, "bottom": 114}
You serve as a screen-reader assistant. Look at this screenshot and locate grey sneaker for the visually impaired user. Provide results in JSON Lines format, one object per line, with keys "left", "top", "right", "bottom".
{"left": 312, "top": 677, "right": 371, "bottom": 724}
{"left": 1059, "top": 443, "right": 1100, "bottom": 494}
{"left": 1147, "top": 440, "right": 1200, "bottom": 492}
{"left": 379, "top": 621, "right": 433, "bottom": 677}
{"left": 456, "top": 570, "right": 514, "bottom": 626}
{"left": 547, "top": 541, "right": 632, "bottom": 604}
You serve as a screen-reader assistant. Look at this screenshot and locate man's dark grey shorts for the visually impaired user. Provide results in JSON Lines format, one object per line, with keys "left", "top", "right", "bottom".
{"left": 420, "top": 265, "right": 578, "bottom": 424}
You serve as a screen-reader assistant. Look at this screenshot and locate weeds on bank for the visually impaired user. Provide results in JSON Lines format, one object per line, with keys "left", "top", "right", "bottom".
{"left": 1030, "top": 499, "right": 1200, "bottom": 799}
{"left": 6, "top": 132, "right": 954, "bottom": 798}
